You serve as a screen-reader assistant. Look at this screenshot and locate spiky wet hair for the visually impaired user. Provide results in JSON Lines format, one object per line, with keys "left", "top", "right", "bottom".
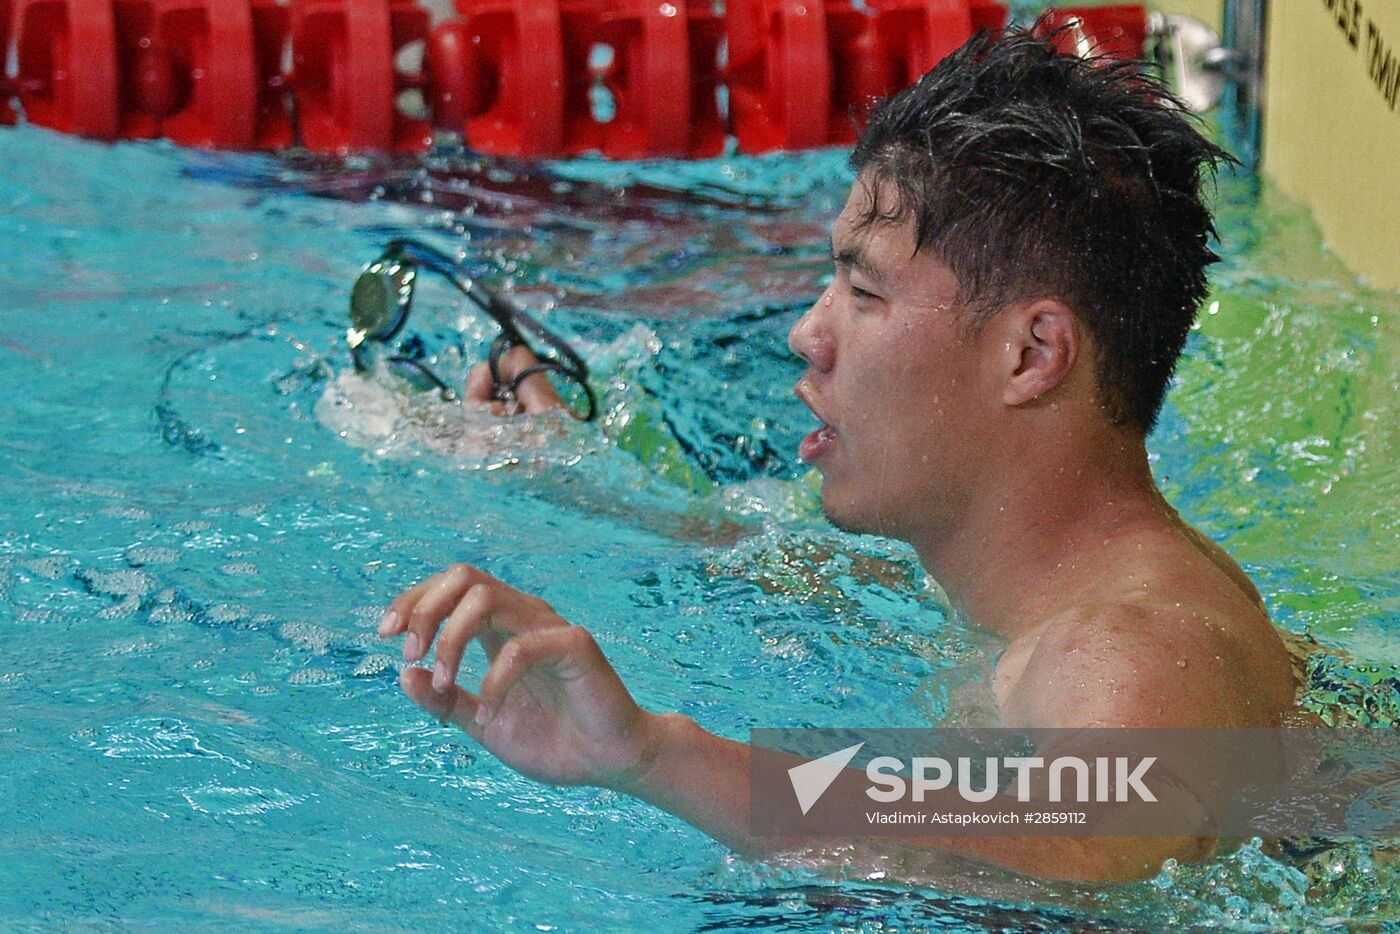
{"left": 850, "top": 27, "right": 1235, "bottom": 433}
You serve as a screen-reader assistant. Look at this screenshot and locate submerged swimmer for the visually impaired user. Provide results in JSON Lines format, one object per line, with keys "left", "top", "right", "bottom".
{"left": 346, "top": 237, "right": 597, "bottom": 420}
{"left": 376, "top": 29, "right": 1296, "bottom": 882}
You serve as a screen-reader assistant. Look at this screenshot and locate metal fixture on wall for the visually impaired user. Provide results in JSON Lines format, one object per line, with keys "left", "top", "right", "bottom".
{"left": 1220, "top": 0, "right": 1268, "bottom": 168}
{"left": 1147, "top": 0, "right": 1268, "bottom": 169}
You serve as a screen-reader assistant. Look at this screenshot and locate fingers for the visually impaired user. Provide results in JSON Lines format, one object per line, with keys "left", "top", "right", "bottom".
{"left": 463, "top": 345, "right": 565, "bottom": 415}
{"left": 380, "top": 563, "right": 569, "bottom": 694}
{"left": 431, "top": 582, "right": 497, "bottom": 691}
{"left": 378, "top": 562, "right": 488, "bottom": 657}
{"left": 475, "top": 626, "right": 596, "bottom": 723}
{"left": 399, "top": 666, "right": 485, "bottom": 738}
{"left": 400, "top": 564, "right": 486, "bottom": 662}
{"left": 505, "top": 347, "right": 566, "bottom": 414}
{"left": 377, "top": 571, "right": 448, "bottom": 638}
{"left": 464, "top": 362, "right": 496, "bottom": 406}
{"left": 399, "top": 627, "right": 594, "bottom": 734}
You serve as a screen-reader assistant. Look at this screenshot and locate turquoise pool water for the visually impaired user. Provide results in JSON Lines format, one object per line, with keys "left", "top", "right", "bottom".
{"left": 1, "top": 126, "right": 1396, "bottom": 930}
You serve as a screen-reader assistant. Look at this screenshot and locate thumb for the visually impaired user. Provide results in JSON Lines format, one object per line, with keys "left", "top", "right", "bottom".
{"left": 401, "top": 666, "right": 486, "bottom": 737}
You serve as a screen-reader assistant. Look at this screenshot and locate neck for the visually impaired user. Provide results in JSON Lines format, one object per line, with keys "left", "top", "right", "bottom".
{"left": 910, "top": 422, "right": 1169, "bottom": 642}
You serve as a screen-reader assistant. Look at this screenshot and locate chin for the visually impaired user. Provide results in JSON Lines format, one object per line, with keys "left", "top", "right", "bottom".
{"left": 819, "top": 485, "right": 894, "bottom": 538}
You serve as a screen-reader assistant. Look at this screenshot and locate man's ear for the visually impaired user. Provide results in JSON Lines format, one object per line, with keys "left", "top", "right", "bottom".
{"left": 1000, "top": 299, "right": 1078, "bottom": 407}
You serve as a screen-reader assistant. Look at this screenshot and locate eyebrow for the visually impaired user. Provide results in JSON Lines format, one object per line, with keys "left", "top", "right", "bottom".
{"left": 830, "top": 236, "right": 888, "bottom": 287}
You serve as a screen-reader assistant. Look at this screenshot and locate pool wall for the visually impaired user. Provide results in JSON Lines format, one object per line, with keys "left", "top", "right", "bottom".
{"left": 1152, "top": 0, "right": 1400, "bottom": 289}
{"left": 1262, "top": 0, "right": 1399, "bottom": 291}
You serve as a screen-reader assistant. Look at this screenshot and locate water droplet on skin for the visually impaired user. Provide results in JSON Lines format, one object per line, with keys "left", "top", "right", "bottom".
{"left": 824, "top": 291, "right": 834, "bottom": 306}
{"left": 1177, "top": 658, "right": 1188, "bottom": 669}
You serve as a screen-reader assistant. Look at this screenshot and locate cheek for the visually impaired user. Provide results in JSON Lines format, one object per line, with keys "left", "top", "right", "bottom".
{"left": 884, "top": 352, "right": 952, "bottom": 421}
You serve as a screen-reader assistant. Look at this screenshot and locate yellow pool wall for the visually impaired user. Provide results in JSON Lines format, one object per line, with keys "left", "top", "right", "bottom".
{"left": 1154, "top": 0, "right": 1399, "bottom": 290}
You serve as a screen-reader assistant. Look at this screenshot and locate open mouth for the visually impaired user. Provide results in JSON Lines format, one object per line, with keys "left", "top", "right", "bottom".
{"left": 799, "top": 424, "right": 837, "bottom": 463}
{"left": 794, "top": 380, "right": 837, "bottom": 463}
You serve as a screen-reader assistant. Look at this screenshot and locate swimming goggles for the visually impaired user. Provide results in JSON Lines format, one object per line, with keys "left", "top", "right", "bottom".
{"left": 347, "top": 238, "right": 597, "bottom": 421}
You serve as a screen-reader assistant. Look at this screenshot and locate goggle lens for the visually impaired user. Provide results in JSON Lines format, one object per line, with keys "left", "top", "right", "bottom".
{"left": 349, "top": 260, "right": 415, "bottom": 343}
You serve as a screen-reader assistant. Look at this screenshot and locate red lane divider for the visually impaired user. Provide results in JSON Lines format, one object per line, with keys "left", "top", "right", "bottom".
{"left": 163, "top": 0, "right": 293, "bottom": 149}
{"left": 423, "top": 11, "right": 478, "bottom": 142}
{"left": 1037, "top": 4, "right": 1148, "bottom": 60}
{"left": 874, "top": 0, "right": 977, "bottom": 94}
{"left": 292, "top": 0, "right": 433, "bottom": 153}
{"left": 595, "top": 0, "right": 706, "bottom": 159}
{"left": 0, "top": 0, "right": 1149, "bottom": 157}
{"left": 448, "top": 0, "right": 569, "bottom": 156}
{"left": 0, "top": 0, "right": 14, "bottom": 125}
{"left": 727, "top": 0, "right": 831, "bottom": 153}
{"left": 436, "top": 0, "right": 726, "bottom": 158}
{"left": 14, "top": 0, "right": 122, "bottom": 137}
{"left": 117, "top": 0, "right": 293, "bottom": 149}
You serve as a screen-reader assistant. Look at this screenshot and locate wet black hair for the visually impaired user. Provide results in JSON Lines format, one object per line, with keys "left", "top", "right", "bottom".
{"left": 850, "top": 26, "right": 1235, "bottom": 433}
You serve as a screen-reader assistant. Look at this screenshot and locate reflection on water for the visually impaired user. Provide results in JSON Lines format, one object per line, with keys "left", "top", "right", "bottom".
{"left": 0, "top": 128, "right": 1395, "bottom": 929}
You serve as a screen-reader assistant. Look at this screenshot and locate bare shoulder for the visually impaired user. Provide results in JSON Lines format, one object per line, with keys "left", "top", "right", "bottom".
{"left": 1000, "top": 571, "right": 1295, "bottom": 730}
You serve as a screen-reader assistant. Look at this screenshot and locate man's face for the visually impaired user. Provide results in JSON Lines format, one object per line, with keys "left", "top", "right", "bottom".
{"left": 788, "top": 177, "right": 996, "bottom": 542}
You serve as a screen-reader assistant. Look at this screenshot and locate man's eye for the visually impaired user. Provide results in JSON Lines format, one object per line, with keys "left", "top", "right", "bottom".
{"left": 851, "top": 285, "right": 879, "bottom": 301}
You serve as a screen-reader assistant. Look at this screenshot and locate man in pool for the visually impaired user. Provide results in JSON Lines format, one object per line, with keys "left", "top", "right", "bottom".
{"left": 376, "top": 29, "right": 1296, "bottom": 881}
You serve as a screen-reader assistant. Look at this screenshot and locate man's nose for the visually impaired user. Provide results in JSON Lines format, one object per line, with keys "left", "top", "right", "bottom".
{"left": 788, "top": 291, "right": 835, "bottom": 372}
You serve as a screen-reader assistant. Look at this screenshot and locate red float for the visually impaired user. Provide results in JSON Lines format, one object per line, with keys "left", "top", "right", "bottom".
{"left": 424, "top": 18, "right": 481, "bottom": 138}
{"left": 727, "top": 0, "right": 994, "bottom": 152}
{"left": 969, "top": 0, "right": 1008, "bottom": 31}
{"left": 291, "top": 0, "right": 432, "bottom": 154}
{"left": 447, "top": 0, "right": 567, "bottom": 156}
{"left": 558, "top": 0, "right": 603, "bottom": 156}
{"left": 1, "top": 0, "right": 15, "bottom": 125}
{"left": 682, "top": 0, "right": 727, "bottom": 157}
{"left": 871, "top": 0, "right": 974, "bottom": 93}
{"left": 443, "top": 0, "right": 725, "bottom": 159}
{"left": 594, "top": 0, "right": 695, "bottom": 158}
{"left": 110, "top": 0, "right": 173, "bottom": 139}
{"left": 137, "top": 0, "right": 293, "bottom": 149}
{"left": 1038, "top": 4, "right": 1150, "bottom": 61}
{"left": 727, "top": 0, "right": 832, "bottom": 153}
{"left": 13, "top": 0, "right": 122, "bottom": 138}
{"left": 824, "top": 3, "right": 893, "bottom": 145}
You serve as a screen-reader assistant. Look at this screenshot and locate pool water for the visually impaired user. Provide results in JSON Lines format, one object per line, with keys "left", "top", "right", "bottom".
{"left": 1, "top": 126, "right": 1396, "bottom": 931}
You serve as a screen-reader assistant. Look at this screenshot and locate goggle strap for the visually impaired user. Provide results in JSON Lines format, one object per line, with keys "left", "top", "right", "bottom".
{"left": 387, "top": 355, "right": 456, "bottom": 400}
{"left": 497, "top": 362, "right": 598, "bottom": 422}
{"left": 391, "top": 238, "right": 583, "bottom": 376}
{"left": 366, "top": 237, "right": 598, "bottom": 421}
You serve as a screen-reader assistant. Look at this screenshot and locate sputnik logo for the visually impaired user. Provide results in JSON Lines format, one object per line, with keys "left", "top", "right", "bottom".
{"left": 788, "top": 742, "right": 864, "bottom": 815}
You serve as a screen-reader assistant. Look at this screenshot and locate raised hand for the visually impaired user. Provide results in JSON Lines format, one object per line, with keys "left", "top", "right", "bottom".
{"left": 378, "top": 564, "right": 660, "bottom": 790}
{"left": 464, "top": 344, "right": 566, "bottom": 415}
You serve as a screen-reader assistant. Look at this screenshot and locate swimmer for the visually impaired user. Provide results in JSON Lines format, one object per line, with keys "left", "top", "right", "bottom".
{"left": 347, "top": 237, "right": 596, "bottom": 420}
{"left": 378, "top": 28, "right": 1296, "bottom": 882}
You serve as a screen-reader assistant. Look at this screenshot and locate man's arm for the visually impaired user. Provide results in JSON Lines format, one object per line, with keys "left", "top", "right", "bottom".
{"left": 381, "top": 568, "right": 1215, "bottom": 882}
{"left": 622, "top": 712, "right": 1210, "bottom": 881}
